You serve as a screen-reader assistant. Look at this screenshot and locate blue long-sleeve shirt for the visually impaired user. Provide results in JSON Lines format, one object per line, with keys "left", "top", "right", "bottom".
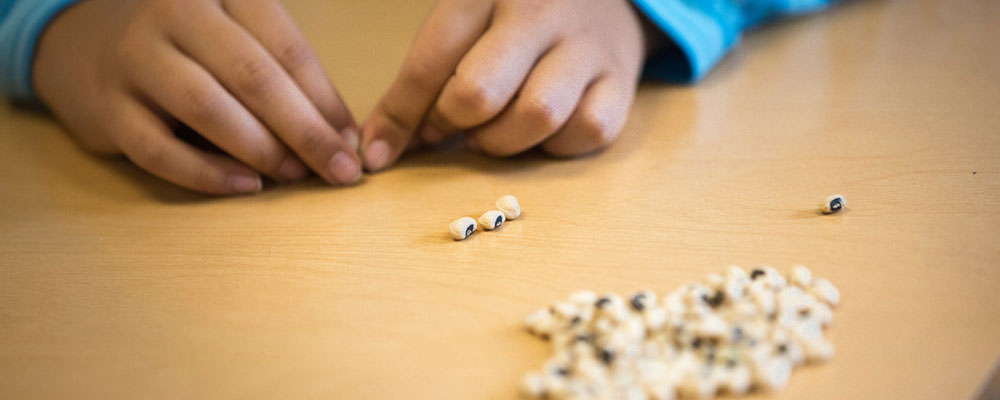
{"left": 631, "top": 0, "right": 833, "bottom": 82}
{"left": 0, "top": 0, "right": 79, "bottom": 103}
{"left": 0, "top": 0, "right": 831, "bottom": 103}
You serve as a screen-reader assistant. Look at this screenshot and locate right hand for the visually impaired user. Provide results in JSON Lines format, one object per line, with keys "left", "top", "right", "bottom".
{"left": 32, "top": 0, "right": 362, "bottom": 195}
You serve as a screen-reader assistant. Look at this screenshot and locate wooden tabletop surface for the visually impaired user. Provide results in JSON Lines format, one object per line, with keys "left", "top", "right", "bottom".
{"left": 2, "top": 0, "right": 999, "bottom": 399}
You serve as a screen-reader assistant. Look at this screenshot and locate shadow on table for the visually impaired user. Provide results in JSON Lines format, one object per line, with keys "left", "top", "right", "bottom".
{"left": 14, "top": 72, "right": 695, "bottom": 205}
{"left": 108, "top": 97, "right": 693, "bottom": 204}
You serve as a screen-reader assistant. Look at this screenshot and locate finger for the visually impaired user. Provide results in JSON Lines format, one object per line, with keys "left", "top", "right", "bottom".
{"left": 112, "top": 99, "right": 263, "bottom": 195}
{"left": 423, "top": 14, "right": 560, "bottom": 145}
{"left": 222, "top": 0, "right": 359, "bottom": 147}
{"left": 540, "top": 75, "right": 634, "bottom": 157}
{"left": 465, "top": 44, "right": 597, "bottom": 157}
{"left": 170, "top": 5, "right": 360, "bottom": 185}
{"left": 126, "top": 43, "right": 308, "bottom": 182}
{"left": 361, "top": 0, "right": 493, "bottom": 171}
{"left": 416, "top": 106, "right": 462, "bottom": 145}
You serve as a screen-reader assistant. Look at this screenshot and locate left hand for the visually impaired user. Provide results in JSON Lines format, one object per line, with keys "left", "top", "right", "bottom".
{"left": 360, "top": 0, "right": 651, "bottom": 171}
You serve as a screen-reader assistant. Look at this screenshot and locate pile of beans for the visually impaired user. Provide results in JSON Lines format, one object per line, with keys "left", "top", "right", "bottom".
{"left": 521, "top": 265, "right": 840, "bottom": 399}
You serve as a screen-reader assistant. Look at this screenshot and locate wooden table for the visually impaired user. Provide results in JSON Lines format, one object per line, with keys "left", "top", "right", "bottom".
{"left": 2, "top": 0, "right": 998, "bottom": 398}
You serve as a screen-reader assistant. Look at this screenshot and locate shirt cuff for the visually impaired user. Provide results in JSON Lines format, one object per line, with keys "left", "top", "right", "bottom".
{"left": 631, "top": 0, "right": 731, "bottom": 83}
{"left": 0, "top": 0, "right": 81, "bottom": 103}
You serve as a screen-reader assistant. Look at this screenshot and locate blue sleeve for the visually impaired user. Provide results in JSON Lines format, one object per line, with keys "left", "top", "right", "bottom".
{"left": 631, "top": 0, "right": 833, "bottom": 83}
{"left": 0, "top": 0, "right": 81, "bottom": 103}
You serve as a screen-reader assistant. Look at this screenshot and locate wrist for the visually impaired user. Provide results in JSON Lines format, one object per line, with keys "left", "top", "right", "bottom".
{"left": 630, "top": 2, "right": 668, "bottom": 60}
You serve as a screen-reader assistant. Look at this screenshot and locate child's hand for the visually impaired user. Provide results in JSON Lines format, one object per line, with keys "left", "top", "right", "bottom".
{"left": 33, "top": 0, "right": 362, "bottom": 195}
{"left": 361, "top": 0, "right": 649, "bottom": 171}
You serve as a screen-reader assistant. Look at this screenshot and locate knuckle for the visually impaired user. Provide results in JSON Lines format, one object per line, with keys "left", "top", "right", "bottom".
{"left": 508, "top": 0, "right": 558, "bottom": 23}
{"left": 177, "top": 86, "right": 222, "bottom": 123}
{"left": 520, "top": 98, "right": 564, "bottom": 134}
{"left": 398, "top": 59, "right": 438, "bottom": 93}
{"left": 234, "top": 57, "right": 278, "bottom": 95}
{"left": 291, "top": 119, "right": 333, "bottom": 155}
{"left": 110, "top": 25, "right": 147, "bottom": 67}
{"left": 577, "top": 111, "right": 616, "bottom": 148}
{"left": 251, "top": 144, "right": 287, "bottom": 174}
{"left": 541, "top": 110, "right": 622, "bottom": 157}
{"left": 276, "top": 40, "right": 315, "bottom": 71}
{"left": 444, "top": 74, "right": 502, "bottom": 122}
{"left": 479, "top": 137, "right": 525, "bottom": 158}
{"left": 78, "top": 133, "right": 120, "bottom": 155}
{"left": 378, "top": 101, "right": 419, "bottom": 134}
{"left": 541, "top": 141, "right": 580, "bottom": 158}
{"left": 143, "top": 0, "right": 196, "bottom": 25}
{"left": 192, "top": 164, "right": 223, "bottom": 192}
{"left": 122, "top": 134, "right": 166, "bottom": 168}
{"left": 70, "top": 128, "right": 121, "bottom": 156}
{"left": 72, "top": 117, "right": 121, "bottom": 156}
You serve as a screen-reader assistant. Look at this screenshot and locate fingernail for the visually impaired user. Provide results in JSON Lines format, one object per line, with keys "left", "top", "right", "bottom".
{"left": 464, "top": 135, "right": 481, "bottom": 153}
{"left": 364, "top": 139, "right": 391, "bottom": 171}
{"left": 228, "top": 175, "right": 262, "bottom": 194}
{"left": 419, "top": 125, "right": 443, "bottom": 143}
{"left": 342, "top": 127, "right": 360, "bottom": 153}
{"left": 278, "top": 156, "right": 308, "bottom": 181}
{"left": 327, "top": 151, "right": 361, "bottom": 184}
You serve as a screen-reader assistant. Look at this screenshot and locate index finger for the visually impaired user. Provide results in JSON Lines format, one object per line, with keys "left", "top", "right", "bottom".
{"left": 223, "top": 0, "right": 359, "bottom": 148}
{"left": 172, "top": 5, "right": 360, "bottom": 185}
{"left": 360, "top": 0, "right": 493, "bottom": 171}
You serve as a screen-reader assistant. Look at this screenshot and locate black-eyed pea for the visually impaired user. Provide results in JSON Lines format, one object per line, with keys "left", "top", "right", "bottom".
{"left": 551, "top": 301, "right": 581, "bottom": 325}
{"left": 678, "top": 365, "right": 719, "bottom": 399}
{"left": 724, "top": 266, "right": 749, "bottom": 302}
{"left": 643, "top": 307, "right": 668, "bottom": 330}
{"left": 478, "top": 210, "right": 505, "bottom": 230}
{"left": 525, "top": 308, "right": 557, "bottom": 338}
{"left": 449, "top": 217, "right": 477, "bottom": 240}
{"left": 544, "top": 356, "right": 573, "bottom": 378}
{"left": 661, "top": 290, "right": 684, "bottom": 313}
{"left": 642, "top": 378, "right": 675, "bottom": 400}
{"left": 748, "top": 284, "right": 776, "bottom": 317}
{"left": 763, "top": 266, "right": 788, "bottom": 289}
{"left": 495, "top": 195, "right": 522, "bottom": 220}
{"left": 810, "top": 303, "right": 834, "bottom": 327}
{"left": 777, "top": 287, "right": 808, "bottom": 312}
{"left": 785, "top": 338, "right": 808, "bottom": 366}
{"left": 569, "top": 291, "right": 598, "bottom": 306}
{"left": 721, "top": 364, "right": 752, "bottom": 395}
{"left": 790, "top": 265, "right": 812, "bottom": 287}
{"left": 541, "top": 374, "right": 570, "bottom": 399}
{"left": 754, "top": 357, "right": 792, "bottom": 391}
{"left": 519, "top": 373, "right": 547, "bottom": 399}
{"left": 629, "top": 290, "right": 656, "bottom": 311}
{"left": 593, "top": 319, "right": 614, "bottom": 334}
{"left": 594, "top": 293, "right": 622, "bottom": 310}
{"left": 695, "top": 314, "right": 729, "bottom": 338}
{"left": 810, "top": 278, "right": 841, "bottom": 306}
{"left": 623, "top": 315, "right": 646, "bottom": 340}
{"left": 596, "top": 295, "right": 629, "bottom": 322}
{"left": 820, "top": 194, "right": 846, "bottom": 214}
{"left": 706, "top": 273, "right": 724, "bottom": 289}
{"left": 803, "top": 338, "right": 835, "bottom": 362}
{"left": 683, "top": 284, "right": 712, "bottom": 307}
{"left": 576, "top": 357, "right": 608, "bottom": 381}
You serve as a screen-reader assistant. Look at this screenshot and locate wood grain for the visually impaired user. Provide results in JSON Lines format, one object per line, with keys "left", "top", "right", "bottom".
{"left": 1, "top": 0, "right": 999, "bottom": 399}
